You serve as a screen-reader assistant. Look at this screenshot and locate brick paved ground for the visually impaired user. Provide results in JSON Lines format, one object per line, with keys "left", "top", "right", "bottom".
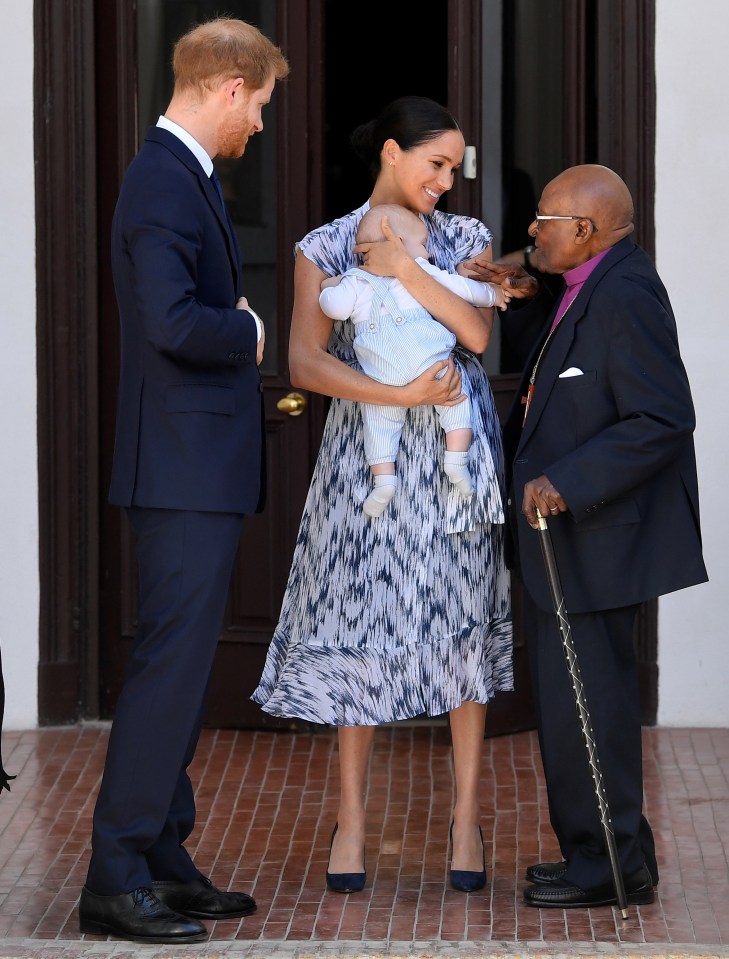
{"left": 0, "top": 723, "right": 727, "bottom": 958}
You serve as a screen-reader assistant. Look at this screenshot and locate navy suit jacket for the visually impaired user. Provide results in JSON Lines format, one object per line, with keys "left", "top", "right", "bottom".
{"left": 109, "top": 126, "right": 265, "bottom": 514}
{"left": 502, "top": 238, "right": 708, "bottom": 613}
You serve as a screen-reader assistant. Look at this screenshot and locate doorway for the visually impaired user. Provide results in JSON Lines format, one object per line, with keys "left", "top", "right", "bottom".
{"left": 35, "top": 0, "right": 656, "bottom": 730}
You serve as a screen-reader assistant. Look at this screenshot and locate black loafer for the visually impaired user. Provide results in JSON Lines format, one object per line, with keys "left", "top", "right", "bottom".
{"left": 152, "top": 875, "right": 256, "bottom": 919}
{"left": 79, "top": 886, "right": 207, "bottom": 943}
{"left": 523, "top": 864, "right": 655, "bottom": 909}
{"left": 525, "top": 860, "right": 568, "bottom": 885}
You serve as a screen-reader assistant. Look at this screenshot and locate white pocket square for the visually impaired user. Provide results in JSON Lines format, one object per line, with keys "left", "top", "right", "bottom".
{"left": 559, "top": 367, "right": 584, "bottom": 378}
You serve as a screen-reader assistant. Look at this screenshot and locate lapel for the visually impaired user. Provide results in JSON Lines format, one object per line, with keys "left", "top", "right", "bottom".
{"left": 145, "top": 127, "right": 241, "bottom": 294}
{"left": 215, "top": 190, "right": 243, "bottom": 295}
{"left": 517, "top": 238, "right": 636, "bottom": 451}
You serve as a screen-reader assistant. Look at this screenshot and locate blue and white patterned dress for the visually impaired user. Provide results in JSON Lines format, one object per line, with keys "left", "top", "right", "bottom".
{"left": 251, "top": 202, "right": 513, "bottom": 725}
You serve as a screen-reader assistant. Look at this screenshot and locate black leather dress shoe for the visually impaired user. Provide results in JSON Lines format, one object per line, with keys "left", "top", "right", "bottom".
{"left": 525, "top": 860, "right": 568, "bottom": 885}
{"left": 152, "top": 875, "right": 257, "bottom": 919}
{"left": 523, "top": 864, "right": 655, "bottom": 909}
{"left": 79, "top": 886, "right": 207, "bottom": 943}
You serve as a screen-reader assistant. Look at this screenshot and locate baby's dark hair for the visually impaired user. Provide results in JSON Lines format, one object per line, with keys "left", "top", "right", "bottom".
{"left": 350, "top": 96, "right": 461, "bottom": 182}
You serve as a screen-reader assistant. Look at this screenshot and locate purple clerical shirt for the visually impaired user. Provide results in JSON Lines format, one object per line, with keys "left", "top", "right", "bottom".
{"left": 550, "top": 248, "right": 611, "bottom": 332}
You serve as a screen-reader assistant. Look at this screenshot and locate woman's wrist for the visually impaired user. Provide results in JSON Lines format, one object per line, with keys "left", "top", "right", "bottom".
{"left": 391, "top": 249, "right": 419, "bottom": 282}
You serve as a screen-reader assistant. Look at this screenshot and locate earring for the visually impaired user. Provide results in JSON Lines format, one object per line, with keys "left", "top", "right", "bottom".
{"left": 389, "top": 161, "right": 394, "bottom": 167}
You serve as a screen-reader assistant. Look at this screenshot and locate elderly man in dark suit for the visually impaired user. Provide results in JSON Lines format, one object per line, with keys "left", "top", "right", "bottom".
{"left": 479, "top": 164, "right": 707, "bottom": 909}
{"left": 79, "top": 18, "right": 288, "bottom": 944}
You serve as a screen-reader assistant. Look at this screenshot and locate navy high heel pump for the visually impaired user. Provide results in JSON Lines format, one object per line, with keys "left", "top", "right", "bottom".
{"left": 325, "top": 823, "right": 366, "bottom": 893}
{"left": 449, "top": 821, "right": 487, "bottom": 892}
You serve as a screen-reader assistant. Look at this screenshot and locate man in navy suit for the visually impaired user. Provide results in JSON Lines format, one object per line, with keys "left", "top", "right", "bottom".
{"left": 482, "top": 165, "right": 707, "bottom": 909}
{"left": 79, "top": 19, "right": 288, "bottom": 943}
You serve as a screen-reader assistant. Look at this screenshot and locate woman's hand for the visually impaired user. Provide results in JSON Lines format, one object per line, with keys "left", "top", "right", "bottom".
{"left": 399, "top": 358, "right": 465, "bottom": 408}
{"left": 353, "top": 215, "right": 411, "bottom": 277}
{"left": 461, "top": 256, "right": 540, "bottom": 300}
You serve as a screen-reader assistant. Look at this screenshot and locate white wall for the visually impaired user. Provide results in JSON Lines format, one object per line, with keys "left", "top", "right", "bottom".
{"left": 655, "top": 1, "right": 729, "bottom": 726}
{"left": 0, "top": 4, "right": 39, "bottom": 728}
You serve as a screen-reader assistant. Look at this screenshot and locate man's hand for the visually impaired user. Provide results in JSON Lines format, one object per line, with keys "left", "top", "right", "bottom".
{"left": 461, "top": 256, "right": 539, "bottom": 300}
{"left": 256, "top": 323, "right": 265, "bottom": 365}
{"left": 522, "top": 475, "right": 567, "bottom": 529}
{"left": 236, "top": 296, "right": 265, "bottom": 365}
{"left": 353, "top": 215, "right": 411, "bottom": 277}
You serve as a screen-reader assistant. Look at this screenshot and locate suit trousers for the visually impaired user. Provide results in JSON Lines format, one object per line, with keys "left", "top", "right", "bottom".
{"left": 86, "top": 506, "right": 244, "bottom": 895}
{"left": 529, "top": 602, "right": 657, "bottom": 890}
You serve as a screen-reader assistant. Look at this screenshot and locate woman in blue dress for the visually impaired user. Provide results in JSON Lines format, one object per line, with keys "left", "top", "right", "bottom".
{"left": 252, "top": 97, "right": 513, "bottom": 893}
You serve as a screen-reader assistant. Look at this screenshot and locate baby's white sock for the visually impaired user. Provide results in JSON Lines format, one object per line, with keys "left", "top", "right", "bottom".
{"left": 363, "top": 474, "right": 398, "bottom": 518}
{"left": 443, "top": 450, "right": 473, "bottom": 497}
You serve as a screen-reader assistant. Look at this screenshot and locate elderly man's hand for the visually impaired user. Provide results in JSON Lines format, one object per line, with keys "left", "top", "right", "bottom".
{"left": 461, "top": 256, "right": 539, "bottom": 300}
{"left": 522, "top": 475, "right": 567, "bottom": 529}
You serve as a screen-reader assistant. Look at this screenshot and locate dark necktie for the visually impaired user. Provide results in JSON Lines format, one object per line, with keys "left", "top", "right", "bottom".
{"left": 210, "top": 169, "right": 226, "bottom": 210}
{"left": 210, "top": 169, "right": 241, "bottom": 284}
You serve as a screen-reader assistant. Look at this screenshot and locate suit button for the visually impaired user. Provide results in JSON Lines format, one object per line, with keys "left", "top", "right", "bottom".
{"left": 259, "top": 382, "right": 264, "bottom": 393}
{"left": 243, "top": 352, "right": 249, "bottom": 361}
{"left": 228, "top": 352, "right": 236, "bottom": 360}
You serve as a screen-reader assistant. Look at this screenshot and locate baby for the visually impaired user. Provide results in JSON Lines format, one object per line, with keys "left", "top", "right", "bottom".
{"left": 319, "top": 203, "right": 508, "bottom": 517}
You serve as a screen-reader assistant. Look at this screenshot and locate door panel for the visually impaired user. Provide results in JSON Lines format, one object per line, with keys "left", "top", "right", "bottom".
{"left": 207, "top": 386, "right": 319, "bottom": 728}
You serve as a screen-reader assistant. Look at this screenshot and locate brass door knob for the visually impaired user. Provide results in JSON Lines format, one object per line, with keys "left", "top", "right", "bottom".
{"left": 276, "top": 392, "right": 306, "bottom": 416}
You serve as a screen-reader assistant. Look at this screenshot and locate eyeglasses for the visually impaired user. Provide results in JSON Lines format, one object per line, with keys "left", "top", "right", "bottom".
{"left": 534, "top": 212, "right": 598, "bottom": 231}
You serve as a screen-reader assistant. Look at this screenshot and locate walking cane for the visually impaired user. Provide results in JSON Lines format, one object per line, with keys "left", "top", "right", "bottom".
{"left": 534, "top": 508, "right": 629, "bottom": 919}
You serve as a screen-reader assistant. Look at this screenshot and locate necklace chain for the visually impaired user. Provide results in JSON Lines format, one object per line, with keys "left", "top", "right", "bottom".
{"left": 522, "top": 299, "right": 572, "bottom": 424}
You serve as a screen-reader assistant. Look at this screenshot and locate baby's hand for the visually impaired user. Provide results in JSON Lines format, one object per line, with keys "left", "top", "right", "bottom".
{"left": 490, "top": 282, "right": 513, "bottom": 311}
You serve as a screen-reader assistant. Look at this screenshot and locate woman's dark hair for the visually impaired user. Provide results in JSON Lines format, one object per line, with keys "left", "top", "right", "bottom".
{"left": 350, "top": 96, "right": 461, "bottom": 182}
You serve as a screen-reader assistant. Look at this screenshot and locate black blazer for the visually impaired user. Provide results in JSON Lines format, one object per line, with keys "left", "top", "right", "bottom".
{"left": 108, "top": 127, "right": 265, "bottom": 514}
{"left": 502, "top": 238, "right": 708, "bottom": 613}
